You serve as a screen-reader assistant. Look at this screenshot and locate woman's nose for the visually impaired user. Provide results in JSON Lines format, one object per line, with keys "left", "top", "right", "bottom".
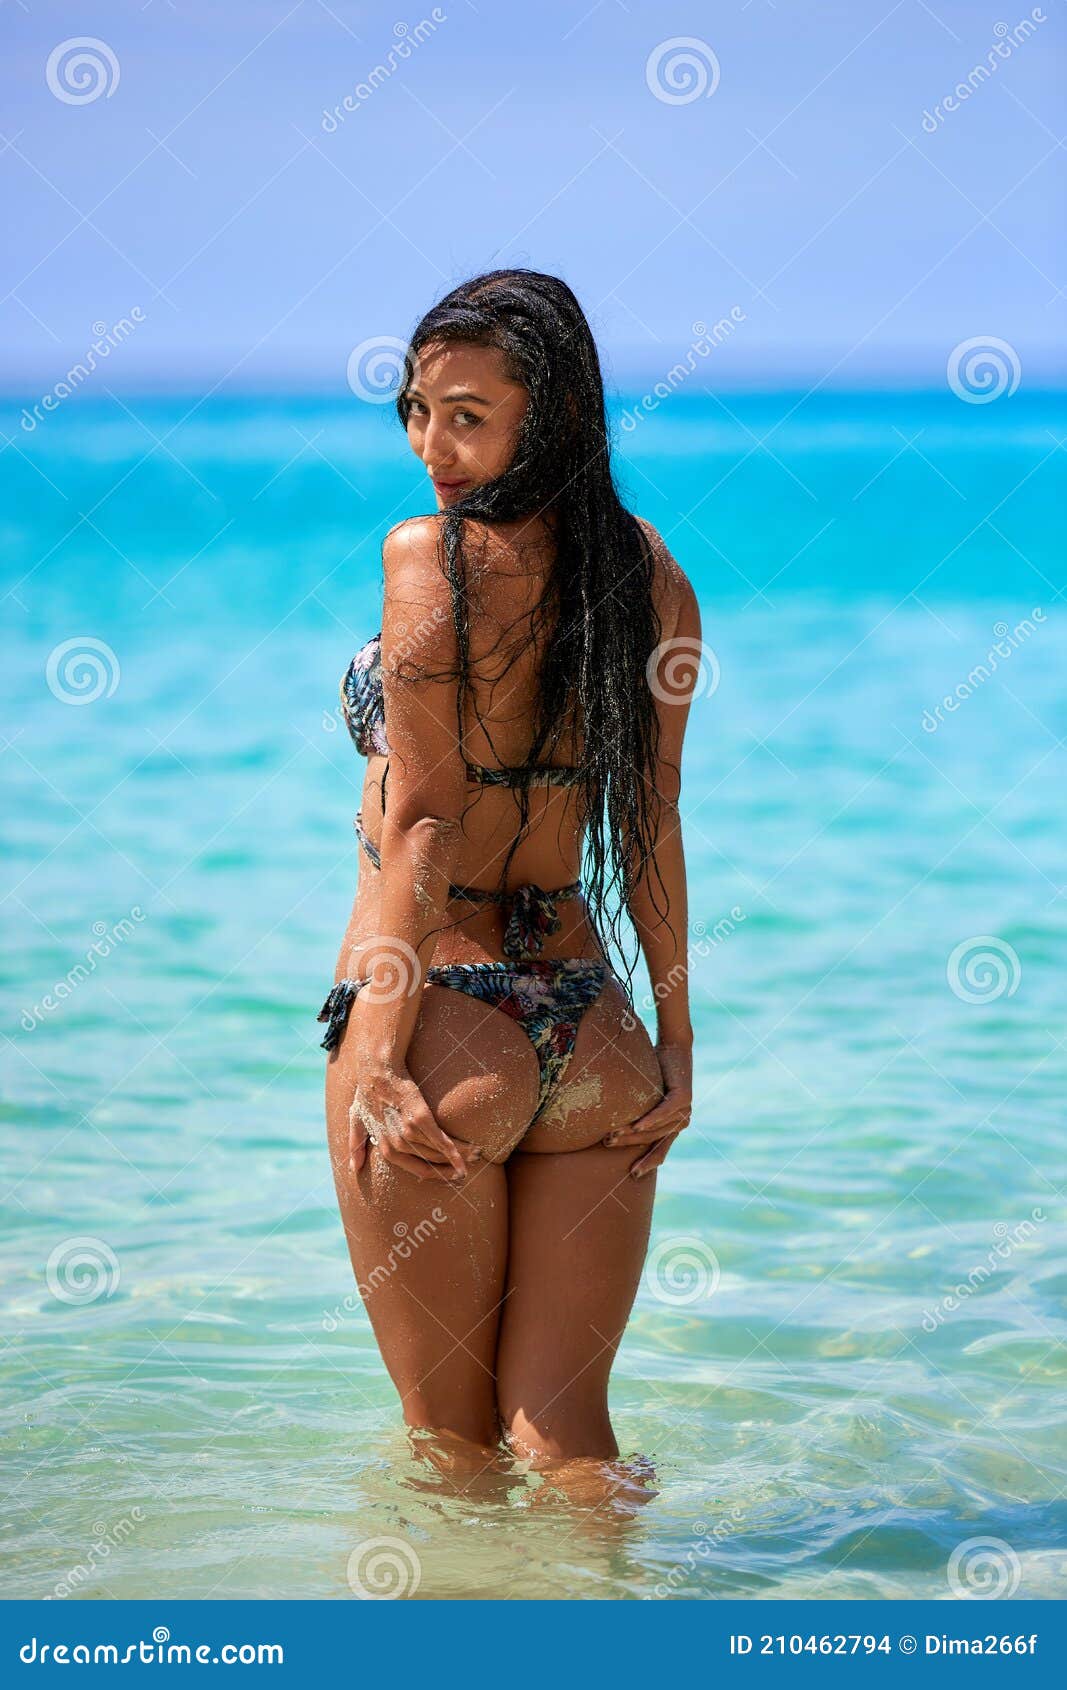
{"left": 422, "top": 416, "right": 455, "bottom": 470}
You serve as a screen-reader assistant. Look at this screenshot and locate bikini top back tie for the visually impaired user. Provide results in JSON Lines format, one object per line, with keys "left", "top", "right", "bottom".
{"left": 339, "top": 631, "right": 583, "bottom": 789}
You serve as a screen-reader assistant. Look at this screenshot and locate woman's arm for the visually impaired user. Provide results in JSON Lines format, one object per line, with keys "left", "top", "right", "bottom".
{"left": 629, "top": 566, "right": 701, "bottom": 1048}
{"left": 341, "top": 516, "right": 475, "bottom": 1182}
{"left": 604, "top": 527, "right": 702, "bottom": 1175}
{"left": 350, "top": 517, "right": 467, "bottom": 1062}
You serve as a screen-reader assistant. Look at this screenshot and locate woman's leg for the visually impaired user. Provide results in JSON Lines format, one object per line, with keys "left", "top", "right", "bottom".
{"left": 496, "top": 1142, "right": 658, "bottom": 1460}
{"left": 325, "top": 981, "right": 540, "bottom": 1446}
{"left": 494, "top": 973, "right": 665, "bottom": 1459}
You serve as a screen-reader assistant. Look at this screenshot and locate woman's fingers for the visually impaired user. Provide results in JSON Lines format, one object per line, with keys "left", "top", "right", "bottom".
{"left": 401, "top": 1093, "right": 470, "bottom": 1178}
{"left": 350, "top": 1081, "right": 477, "bottom": 1178}
{"left": 375, "top": 1140, "right": 473, "bottom": 1183}
{"left": 629, "top": 1131, "right": 681, "bottom": 1179}
{"left": 389, "top": 1134, "right": 481, "bottom": 1167}
{"left": 404, "top": 1122, "right": 470, "bottom": 1176}
{"left": 601, "top": 1089, "right": 690, "bottom": 1148}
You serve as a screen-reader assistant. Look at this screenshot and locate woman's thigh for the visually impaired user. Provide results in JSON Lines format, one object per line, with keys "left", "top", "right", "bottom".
{"left": 520, "top": 973, "right": 665, "bottom": 1154}
{"left": 324, "top": 982, "right": 540, "bottom": 1443}
{"left": 496, "top": 1141, "right": 657, "bottom": 1459}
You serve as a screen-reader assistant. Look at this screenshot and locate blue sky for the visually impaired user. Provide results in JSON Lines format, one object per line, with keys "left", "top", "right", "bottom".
{"left": 3, "top": 0, "right": 1063, "bottom": 390}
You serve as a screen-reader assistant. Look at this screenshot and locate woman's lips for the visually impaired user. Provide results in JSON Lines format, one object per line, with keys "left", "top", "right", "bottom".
{"left": 432, "top": 477, "right": 470, "bottom": 497}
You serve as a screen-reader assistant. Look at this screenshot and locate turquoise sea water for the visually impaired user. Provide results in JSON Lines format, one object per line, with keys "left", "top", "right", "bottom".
{"left": 2, "top": 390, "right": 1065, "bottom": 1600}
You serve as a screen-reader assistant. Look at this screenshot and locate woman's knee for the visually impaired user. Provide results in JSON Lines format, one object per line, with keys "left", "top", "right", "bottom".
{"left": 401, "top": 1383, "right": 500, "bottom": 1450}
{"left": 497, "top": 1374, "right": 617, "bottom": 1461}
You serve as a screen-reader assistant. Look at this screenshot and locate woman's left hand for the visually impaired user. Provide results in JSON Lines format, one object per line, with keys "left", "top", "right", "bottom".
{"left": 601, "top": 1040, "right": 693, "bottom": 1178}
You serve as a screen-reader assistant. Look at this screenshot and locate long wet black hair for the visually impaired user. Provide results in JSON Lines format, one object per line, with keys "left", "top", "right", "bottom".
{"left": 395, "top": 268, "right": 672, "bottom": 994}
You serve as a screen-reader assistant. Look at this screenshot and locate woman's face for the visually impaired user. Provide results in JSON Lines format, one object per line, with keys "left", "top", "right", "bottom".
{"left": 404, "top": 341, "right": 528, "bottom": 508}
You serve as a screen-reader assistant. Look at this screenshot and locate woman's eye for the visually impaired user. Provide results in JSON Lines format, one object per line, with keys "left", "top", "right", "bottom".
{"left": 455, "top": 410, "right": 481, "bottom": 427}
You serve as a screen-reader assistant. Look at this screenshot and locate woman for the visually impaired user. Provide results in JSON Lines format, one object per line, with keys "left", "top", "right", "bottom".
{"left": 320, "top": 269, "right": 700, "bottom": 1465}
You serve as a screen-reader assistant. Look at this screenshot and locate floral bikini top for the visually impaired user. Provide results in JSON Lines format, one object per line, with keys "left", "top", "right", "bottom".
{"left": 339, "top": 631, "right": 583, "bottom": 789}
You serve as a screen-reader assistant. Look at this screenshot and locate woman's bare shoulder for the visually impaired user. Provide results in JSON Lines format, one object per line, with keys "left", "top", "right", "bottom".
{"left": 381, "top": 514, "right": 445, "bottom": 562}
{"left": 634, "top": 516, "right": 698, "bottom": 636}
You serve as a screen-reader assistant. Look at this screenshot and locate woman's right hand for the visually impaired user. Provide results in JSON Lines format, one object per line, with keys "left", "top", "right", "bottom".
{"left": 601, "top": 1039, "right": 694, "bottom": 1179}
{"left": 348, "top": 1059, "right": 481, "bottom": 1184}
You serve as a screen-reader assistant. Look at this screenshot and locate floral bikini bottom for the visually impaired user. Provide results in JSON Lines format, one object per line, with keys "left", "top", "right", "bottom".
{"left": 317, "top": 811, "right": 611, "bottom": 1127}
{"left": 318, "top": 958, "right": 608, "bottom": 1127}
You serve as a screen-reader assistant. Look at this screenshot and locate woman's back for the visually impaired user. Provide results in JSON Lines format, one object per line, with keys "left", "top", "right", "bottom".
{"left": 356, "top": 513, "right": 687, "bottom": 898}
